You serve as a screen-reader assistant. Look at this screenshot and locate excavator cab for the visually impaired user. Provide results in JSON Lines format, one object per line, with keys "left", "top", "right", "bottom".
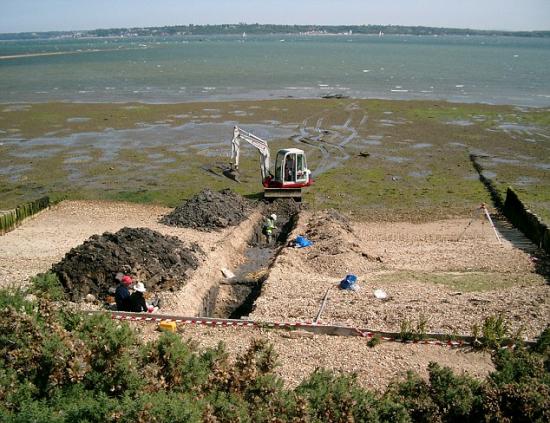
{"left": 272, "top": 149, "right": 311, "bottom": 186}
{"left": 264, "top": 148, "right": 312, "bottom": 200}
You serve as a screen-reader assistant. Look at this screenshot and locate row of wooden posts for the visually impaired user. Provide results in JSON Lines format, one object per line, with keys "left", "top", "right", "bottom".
{"left": 0, "top": 196, "right": 50, "bottom": 235}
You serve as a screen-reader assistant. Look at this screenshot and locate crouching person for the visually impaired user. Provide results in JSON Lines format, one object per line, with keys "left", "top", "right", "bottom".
{"left": 115, "top": 275, "right": 133, "bottom": 311}
{"left": 130, "top": 282, "right": 158, "bottom": 313}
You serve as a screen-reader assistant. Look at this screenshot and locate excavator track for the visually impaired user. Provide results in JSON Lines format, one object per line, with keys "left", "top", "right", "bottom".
{"left": 264, "top": 187, "right": 302, "bottom": 200}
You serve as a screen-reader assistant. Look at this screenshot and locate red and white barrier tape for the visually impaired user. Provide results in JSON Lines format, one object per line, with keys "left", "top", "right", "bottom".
{"left": 107, "top": 312, "right": 475, "bottom": 347}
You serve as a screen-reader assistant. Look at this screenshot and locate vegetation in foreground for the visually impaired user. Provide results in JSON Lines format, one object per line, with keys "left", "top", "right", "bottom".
{"left": 1, "top": 284, "right": 548, "bottom": 422}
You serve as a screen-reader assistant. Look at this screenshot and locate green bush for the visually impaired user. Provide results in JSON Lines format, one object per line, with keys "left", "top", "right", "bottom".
{"left": 367, "top": 334, "right": 382, "bottom": 348}
{"left": 75, "top": 313, "right": 140, "bottom": 396}
{"left": 399, "top": 315, "right": 428, "bottom": 342}
{"left": 143, "top": 332, "right": 222, "bottom": 392}
{"left": 427, "top": 362, "right": 483, "bottom": 422}
{"left": 491, "top": 347, "right": 548, "bottom": 386}
{"left": 203, "top": 391, "right": 252, "bottom": 423}
{"left": 296, "top": 369, "right": 381, "bottom": 422}
{"left": 131, "top": 392, "right": 204, "bottom": 423}
{"left": 0, "top": 288, "right": 34, "bottom": 314}
{"left": 533, "top": 325, "right": 550, "bottom": 355}
{"left": 482, "top": 381, "right": 550, "bottom": 422}
{"left": 385, "top": 371, "right": 440, "bottom": 422}
{"left": 30, "top": 272, "right": 66, "bottom": 301}
{"left": 473, "top": 314, "right": 510, "bottom": 350}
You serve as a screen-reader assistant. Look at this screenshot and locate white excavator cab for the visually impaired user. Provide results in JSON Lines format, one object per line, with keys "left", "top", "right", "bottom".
{"left": 273, "top": 149, "right": 310, "bottom": 185}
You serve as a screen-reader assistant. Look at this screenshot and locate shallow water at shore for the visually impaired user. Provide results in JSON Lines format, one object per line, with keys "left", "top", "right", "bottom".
{"left": 1, "top": 34, "right": 550, "bottom": 106}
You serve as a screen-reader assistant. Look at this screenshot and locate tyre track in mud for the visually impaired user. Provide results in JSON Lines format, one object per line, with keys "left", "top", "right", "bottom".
{"left": 291, "top": 102, "right": 367, "bottom": 176}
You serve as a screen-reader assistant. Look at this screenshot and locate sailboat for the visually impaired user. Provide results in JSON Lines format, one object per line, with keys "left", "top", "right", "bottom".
{"left": 242, "top": 32, "right": 247, "bottom": 38}
{"left": 378, "top": 30, "right": 384, "bottom": 37}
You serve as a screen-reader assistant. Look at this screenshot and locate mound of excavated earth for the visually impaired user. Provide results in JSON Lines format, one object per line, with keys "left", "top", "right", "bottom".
{"left": 161, "top": 188, "right": 252, "bottom": 231}
{"left": 52, "top": 227, "right": 203, "bottom": 301}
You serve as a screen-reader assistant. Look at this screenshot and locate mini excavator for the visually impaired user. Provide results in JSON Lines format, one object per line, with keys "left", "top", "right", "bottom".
{"left": 226, "top": 126, "right": 313, "bottom": 200}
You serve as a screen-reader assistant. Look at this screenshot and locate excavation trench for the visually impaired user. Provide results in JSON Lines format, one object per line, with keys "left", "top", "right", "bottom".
{"left": 201, "top": 207, "right": 299, "bottom": 319}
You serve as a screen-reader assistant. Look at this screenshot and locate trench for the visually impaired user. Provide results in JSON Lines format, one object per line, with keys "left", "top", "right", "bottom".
{"left": 200, "top": 207, "right": 299, "bottom": 319}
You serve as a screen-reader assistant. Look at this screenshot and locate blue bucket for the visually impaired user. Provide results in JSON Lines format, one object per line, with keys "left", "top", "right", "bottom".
{"left": 339, "top": 274, "right": 357, "bottom": 289}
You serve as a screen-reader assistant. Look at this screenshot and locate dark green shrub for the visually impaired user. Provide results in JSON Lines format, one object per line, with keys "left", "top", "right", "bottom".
{"left": 481, "top": 381, "right": 550, "bottom": 422}
{"left": 427, "top": 362, "right": 483, "bottom": 422}
{"left": 0, "top": 307, "right": 46, "bottom": 391}
{"left": 205, "top": 338, "right": 278, "bottom": 396}
{"left": 203, "top": 391, "right": 251, "bottom": 423}
{"left": 204, "top": 339, "right": 305, "bottom": 421}
{"left": 296, "top": 369, "right": 380, "bottom": 422}
{"left": 491, "top": 346, "right": 548, "bottom": 386}
{"left": 367, "top": 334, "right": 382, "bottom": 348}
{"left": 385, "top": 371, "right": 440, "bottom": 422}
{"left": 399, "top": 315, "right": 428, "bottom": 342}
{"left": 131, "top": 392, "right": 204, "bottom": 423}
{"left": 49, "top": 387, "right": 117, "bottom": 423}
{"left": 0, "top": 303, "right": 91, "bottom": 400}
{"left": 533, "top": 325, "right": 550, "bottom": 355}
{"left": 0, "top": 364, "right": 38, "bottom": 414}
{"left": 144, "top": 333, "right": 224, "bottom": 392}
{"left": 30, "top": 272, "right": 66, "bottom": 301}
{"left": 2, "top": 399, "right": 62, "bottom": 423}
{"left": 75, "top": 313, "right": 140, "bottom": 396}
{"left": 473, "top": 314, "right": 510, "bottom": 350}
{"left": 374, "top": 397, "right": 411, "bottom": 423}
{"left": 0, "top": 288, "right": 34, "bottom": 314}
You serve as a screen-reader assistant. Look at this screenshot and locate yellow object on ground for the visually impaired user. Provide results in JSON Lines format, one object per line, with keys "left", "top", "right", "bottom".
{"left": 159, "top": 320, "right": 177, "bottom": 332}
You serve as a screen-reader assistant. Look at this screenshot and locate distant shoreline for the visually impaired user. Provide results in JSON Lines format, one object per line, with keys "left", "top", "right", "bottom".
{"left": 1, "top": 23, "right": 549, "bottom": 41}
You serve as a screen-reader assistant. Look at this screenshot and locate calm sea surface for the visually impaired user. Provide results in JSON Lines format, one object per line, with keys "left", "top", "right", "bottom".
{"left": 1, "top": 34, "right": 549, "bottom": 106}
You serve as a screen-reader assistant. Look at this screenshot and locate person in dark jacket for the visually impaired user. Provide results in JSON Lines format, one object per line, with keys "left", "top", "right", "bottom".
{"left": 115, "top": 275, "right": 133, "bottom": 311}
{"left": 130, "top": 282, "right": 148, "bottom": 312}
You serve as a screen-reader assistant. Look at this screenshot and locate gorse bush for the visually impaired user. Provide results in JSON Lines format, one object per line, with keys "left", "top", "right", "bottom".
{"left": 473, "top": 314, "right": 512, "bottom": 350}
{"left": 296, "top": 370, "right": 382, "bottom": 422}
{"left": 143, "top": 333, "right": 223, "bottom": 392}
{"left": 0, "top": 288, "right": 549, "bottom": 422}
{"left": 399, "top": 315, "right": 428, "bottom": 342}
{"left": 30, "top": 272, "right": 66, "bottom": 301}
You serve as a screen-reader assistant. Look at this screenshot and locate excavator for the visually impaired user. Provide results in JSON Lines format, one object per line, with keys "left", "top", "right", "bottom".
{"left": 227, "top": 126, "right": 313, "bottom": 200}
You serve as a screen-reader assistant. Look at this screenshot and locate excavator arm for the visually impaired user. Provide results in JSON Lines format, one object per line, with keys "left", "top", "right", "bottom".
{"left": 230, "top": 126, "right": 271, "bottom": 181}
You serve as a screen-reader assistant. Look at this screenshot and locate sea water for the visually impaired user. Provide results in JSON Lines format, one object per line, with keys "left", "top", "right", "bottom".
{"left": 1, "top": 34, "right": 549, "bottom": 106}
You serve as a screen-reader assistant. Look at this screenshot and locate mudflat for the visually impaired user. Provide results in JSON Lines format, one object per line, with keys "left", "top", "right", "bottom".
{"left": 1, "top": 99, "right": 549, "bottom": 221}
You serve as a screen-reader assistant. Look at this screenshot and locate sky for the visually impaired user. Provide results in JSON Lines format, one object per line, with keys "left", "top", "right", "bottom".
{"left": 1, "top": 0, "right": 549, "bottom": 33}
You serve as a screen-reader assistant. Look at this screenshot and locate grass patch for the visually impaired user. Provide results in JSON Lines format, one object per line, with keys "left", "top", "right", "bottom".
{"left": 371, "top": 271, "right": 544, "bottom": 292}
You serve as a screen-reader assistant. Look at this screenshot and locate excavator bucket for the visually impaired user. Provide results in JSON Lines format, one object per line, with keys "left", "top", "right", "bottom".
{"left": 222, "top": 166, "right": 241, "bottom": 183}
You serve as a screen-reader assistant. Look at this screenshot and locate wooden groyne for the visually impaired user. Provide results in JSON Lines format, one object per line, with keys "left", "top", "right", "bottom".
{"left": 0, "top": 196, "right": 50, "bottom": 235}
{"left": 503, "top": 188, "right": 550, "bottom": 254}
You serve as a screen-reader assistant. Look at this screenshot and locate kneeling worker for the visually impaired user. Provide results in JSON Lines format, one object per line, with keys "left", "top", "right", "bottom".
{"left": 115, "top": 275, "right": 133, "bottom": 311}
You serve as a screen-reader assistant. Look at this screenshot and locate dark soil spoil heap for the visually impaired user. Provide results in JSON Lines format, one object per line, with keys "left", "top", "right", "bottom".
{"left": 52, "top": 227, "right": 203, "bottom": 301}
{"left": 161, "top": 188, "right": 252, "bottom": 231}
